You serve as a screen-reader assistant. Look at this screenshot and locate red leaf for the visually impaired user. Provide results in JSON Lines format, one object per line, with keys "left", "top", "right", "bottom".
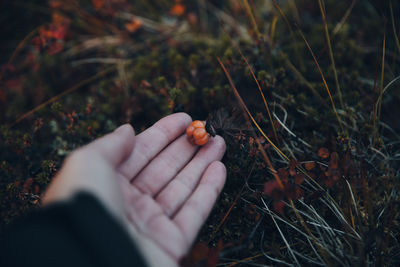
{"left": 125, "top": 19, "right": 142, "bottom": 33}
{"left": 295, "top": 187, "right": 304, "bottom": 199}
{"left": 207, "top": 248, "right": 219, "bottom": 267}
{"left": 187, "top": 12, "right": 198, "bottom": 26}
{"left": 170, "top": 4, "right": 185, "bottom": 16}
{"left": 34, "top": 185, "right": 40, "bottom": 194}
{"left": 318, "top": 147, "right": 330, "bottom": 159}
{"left": 264, "top": 180, "right": 280, "bottom": 197}
{"left": 0, "top": 89, "right": 6, "bottom": 103}
{"left": 49, "top": 0, "right": 63, "bottom": 9}
{"left": 1, "top": 63, "right": 15, "bottom": 73}
{"left": 283, "top": 183, "right": 297, "bottom": 199}
{"left": 325, "top": 178, "right": 335, "bottom": 188}
{"left": 341, "top": 151, "right": 352, "bottom": 173}
{"left": 5, "top": 79, "right": 22, "bottom": 90}
{"left": 329, "top": 152, "right": 339, "bottom": 169}
{"left": 294, "top": 173, "right": 305, "bottom": 185}
{"left": 47, "top": 42, "right": 64, "bottom": 55}
{"left": 190, "top": 242, "right": 209, "bottom": 263}
{"left": 216, "top": 239, "right": 224, "bottom": 252}
{"left": 331, "top": 172, "right": 340, "bottom": 182}
{"left": 92, "top": 0, "right": 105, "bottom": 10}
{"left": 52, "top": 13, "right": 70, "bottom": 27}
{"left": 304, "top": 161, "right": 316, "bottom": 170}
{"left": 23, "top": 178, "right": 34, "bottom": 192}
{"left": 289, "top": 159, "right": 298, "bottom": 176}
{"left": 273, "top": 201, "right": 285, "bottom": 215}
{"left": 277, "top": 168, "right": 289, "bottom": 183}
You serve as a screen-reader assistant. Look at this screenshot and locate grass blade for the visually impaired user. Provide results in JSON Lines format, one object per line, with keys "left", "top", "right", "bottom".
{"left": 225, "top": 34, "right": 279, "bottom": 142}
{"left": 281, "top": 52, "right": 328, "bottom": 106}
{"left": 389, "top": 1, "right": 400, "bottom": 54}
{"left": 242, "top": 0, "right": 261, "bottom": 38}
{"left": 0, "top": 27, "right": 38, "bottom": 82}
{"left": 333, "top": 0, "right": 358, "bottom": 36}
{"left": 318, "top": 0, "right": 344, "bottom": 110}
{"left": 374, "top": 29, "right": 386, "bottom": 146}
{"left": 217, "top": 57, "right": 288, "bottom": 189}
{"left": 262, "top": 199, "right": 301, "bottom": 265}
{"left": 297, "top": 28, "right": 345, "bottom": 133}
{"left": 271, "top": 0, "right": 305, "bottom": 71}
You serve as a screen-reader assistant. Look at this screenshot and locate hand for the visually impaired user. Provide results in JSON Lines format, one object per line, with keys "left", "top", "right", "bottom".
{"left": 43, "top": 113, "right": 227, "bottom": 267}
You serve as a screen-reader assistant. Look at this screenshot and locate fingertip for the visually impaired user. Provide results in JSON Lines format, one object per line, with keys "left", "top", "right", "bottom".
{"left": 204, "top": 161, "right": 227, "bottom": 191}
{"left": 210, "top": 135, "right": 226, "bottom": 154}
{"left": 176, "top": 112, "right": 193, "bottom": 123}
{"left": 210, "top": 161, "right": 227, "bottom": 179}
{"left": 83, "top": 124, "right": 136, "bottom": 167}
{"left": 114, "top": 123, "right": 135, "bottom": 137}
{"left": 152, "top": 113, "right": 193, "bottom": 142}
{"left": 163, "top": 112, "right": 192, "bottom": 125}
{"left": 114, "top": 124, "right": 136, "bottom": 158}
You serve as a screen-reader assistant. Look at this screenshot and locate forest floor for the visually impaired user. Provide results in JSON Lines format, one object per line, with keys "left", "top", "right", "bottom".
{"left": 1, "top": 0, "right": 400, "bottom": 266}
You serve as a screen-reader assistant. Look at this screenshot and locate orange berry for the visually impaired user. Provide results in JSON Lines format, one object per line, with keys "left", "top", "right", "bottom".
{"left": 186, "top": 125, "right": 195, "bottom": 137}
{"left": 195, "top": 134, "right": 209, "bottom": 145}
{"left": 191, "top": 120, "right": 205, "bottom": 128}
{"left": 186, "top": 120, "right": 210, "bottom": 146}
{"left": 193, "top": 128, "right": 207, "bottom": 139}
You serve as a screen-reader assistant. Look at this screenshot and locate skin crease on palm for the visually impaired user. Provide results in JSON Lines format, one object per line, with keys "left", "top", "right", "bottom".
{"left": 42, "top": 113, "right": 227, "bottom": 267}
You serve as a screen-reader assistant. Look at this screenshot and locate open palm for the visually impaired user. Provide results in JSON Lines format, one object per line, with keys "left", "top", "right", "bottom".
{"left": 44, "top": 113, "right": 226, "bottom": 267}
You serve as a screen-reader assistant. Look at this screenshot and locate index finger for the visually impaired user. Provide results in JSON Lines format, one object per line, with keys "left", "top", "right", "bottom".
{"left": 173, "top": 161, "right": 226, "bottom": 246}
{"left": 118, "top": 113, "right": 192, "bottom": 181}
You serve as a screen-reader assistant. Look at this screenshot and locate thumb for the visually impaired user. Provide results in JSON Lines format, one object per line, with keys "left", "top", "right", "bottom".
{"left": 85, "top": 124, "right": 136, "bottom": 167}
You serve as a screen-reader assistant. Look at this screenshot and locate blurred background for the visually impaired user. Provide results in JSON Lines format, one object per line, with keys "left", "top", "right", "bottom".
{"left": 1, "top": 1, "right": 400, "bottom": 266}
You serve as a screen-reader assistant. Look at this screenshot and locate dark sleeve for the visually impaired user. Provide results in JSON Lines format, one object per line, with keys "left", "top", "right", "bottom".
{"left": 0, "top": 192, "right": 148, "bottom": 267}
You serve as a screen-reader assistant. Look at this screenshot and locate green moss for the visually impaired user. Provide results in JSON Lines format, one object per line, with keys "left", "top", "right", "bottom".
{"left": 168, "top": 87, "right": 181, "bottom": 100}
{"left": 36, "top": 172, "right": 50, "bottom": 185}
{"left": 223, "top": 47, "right": 234, "bottom": 60}
{"left": 189, "top": 54, "right": 201, "bottom": 68}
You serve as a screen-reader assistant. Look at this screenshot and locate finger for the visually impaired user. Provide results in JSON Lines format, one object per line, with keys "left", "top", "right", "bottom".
{"left": 124, "top": 183, "right": 188, "bottom": 260}
{"left": 131, "top": 134, "right": 198, "bottom": 196}
{"left": 173, "top": 161, "right": 226, "bottom": 245}
{"left": 84, "top": 124, "right": 135, "bottom": 167}
{"left": 130, "top": 208, "right": 189, "bottom": 261}
{"left": 155, "top": 136, "right": 226, "bottom": 216}
{"left": 118, "top": 113, "right": 192, "bottom": 181}
{"left": 43, "top": 124, "right": 134, "bottom": 212}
